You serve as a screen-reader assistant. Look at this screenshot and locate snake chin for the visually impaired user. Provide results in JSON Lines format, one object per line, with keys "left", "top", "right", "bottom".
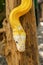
{"left": 13, "top": 35, "right": 26, "bottom": 52}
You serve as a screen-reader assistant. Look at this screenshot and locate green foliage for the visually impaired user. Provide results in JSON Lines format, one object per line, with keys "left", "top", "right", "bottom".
{"left": 0, "top": 0, "right": 5, "bottom": 12}
{"left": 0, "top": 0, "right": 5, "bottom": 28}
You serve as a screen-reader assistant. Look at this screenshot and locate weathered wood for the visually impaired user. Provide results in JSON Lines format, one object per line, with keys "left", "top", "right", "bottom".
{"left": 0, "top": 28, "right": 6, "bottom": 55}
{"left": 5, "top": 0, "right": 39, "bottom": 65}
{"left": 3, "top": 19, "right": 16, "bottom": 65}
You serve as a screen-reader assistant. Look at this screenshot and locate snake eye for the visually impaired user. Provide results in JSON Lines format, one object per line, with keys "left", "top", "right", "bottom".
{"left": 16, "top": 41, "right": 18, "bottom": 43}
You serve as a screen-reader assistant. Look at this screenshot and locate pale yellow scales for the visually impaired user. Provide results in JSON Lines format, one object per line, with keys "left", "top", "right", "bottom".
{"left": 9, "top": 0, "right": 32, "bottom": 52}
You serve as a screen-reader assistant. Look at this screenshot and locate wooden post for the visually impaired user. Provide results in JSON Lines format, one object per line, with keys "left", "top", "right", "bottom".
{"left": 5, "top": 0, "right": 39, "bottom": 65}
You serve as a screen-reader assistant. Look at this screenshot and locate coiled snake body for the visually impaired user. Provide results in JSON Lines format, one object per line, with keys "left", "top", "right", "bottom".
{"left": 9, "top": 0, "right": 32, "bottom": 52}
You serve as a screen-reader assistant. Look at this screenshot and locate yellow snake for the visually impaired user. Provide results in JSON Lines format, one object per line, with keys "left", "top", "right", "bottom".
{"left": 9, "top": 0, "right": 32, "bottom": 52}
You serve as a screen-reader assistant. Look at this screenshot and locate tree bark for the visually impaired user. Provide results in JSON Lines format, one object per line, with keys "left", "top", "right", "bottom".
{"left": 5, "top": 0, "right": 39, "bottom": 65}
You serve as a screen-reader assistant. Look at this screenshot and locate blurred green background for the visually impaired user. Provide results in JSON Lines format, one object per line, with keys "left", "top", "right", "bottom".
{"left": 0, "top": 0, "right": 5, "bottom": 28}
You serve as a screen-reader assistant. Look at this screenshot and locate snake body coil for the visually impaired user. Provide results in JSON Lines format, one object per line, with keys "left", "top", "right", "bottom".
{"left": 9, "top": 0, "right": 32, "bottom": 52}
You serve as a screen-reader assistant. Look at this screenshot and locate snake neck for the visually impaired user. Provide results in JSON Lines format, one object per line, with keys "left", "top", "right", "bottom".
{"left": 9, "top": 0, "right": 32, "bottom": 31}
{"left": 9, "top": 0, "right": 32, "bottom": 22}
